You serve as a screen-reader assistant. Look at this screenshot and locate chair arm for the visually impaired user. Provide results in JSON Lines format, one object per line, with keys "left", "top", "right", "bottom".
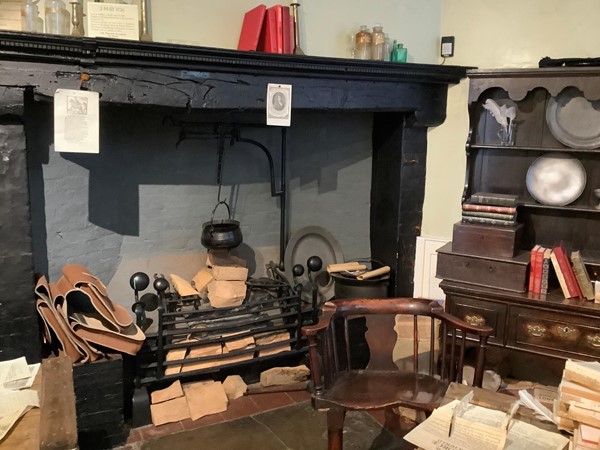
{"left": 434, "top": 310, "right": 494, "bottom": 337}
{"left": 301, "top": 302, "right": 336, "bottom": 337}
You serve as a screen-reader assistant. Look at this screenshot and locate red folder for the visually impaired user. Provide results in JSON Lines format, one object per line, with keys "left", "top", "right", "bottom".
{"left": 259, "top": 6, "right": 278, "bottom": 53}
{"left": 282, "top": 6, "right": 292, "bottom": 54}
{"left": 237, "top": 4, "right": 267, "bottom": 51}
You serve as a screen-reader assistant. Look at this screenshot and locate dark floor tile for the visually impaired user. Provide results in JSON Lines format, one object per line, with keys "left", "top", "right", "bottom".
{"left": 141, "top": 417, "right": 286, "bottom": 450}
{"left": 181, "top": 412, "right": 225, "bottom": 430}
{"left": 248, "top": 392, "right": 295, "bottom": 413}
{"left": 221, "top": 396, "right": 262, "bottom": 422}
{"left": 125, "top": 428, "right": 142, "bottom": 444}
{"left": 138, "top": 421, "right": 184, "bottom": 440}
{"left": 286, "top": 389, "right": 311, "bottom": 403}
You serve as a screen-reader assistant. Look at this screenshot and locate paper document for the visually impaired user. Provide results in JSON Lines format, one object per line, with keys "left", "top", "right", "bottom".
{"left": 3, "top": 363, "right": 40, "bottom": 390}
{"left": 54, "top": 89, "right": 100, "bottom": 154}
{"left": 0, "top": 389, "right": 39, "bottom": 442}
{"left": 404, "top": 399, "right": 569, "bottom": 450}
{"left": 0, "top": 357, "right": 30, "bottom": 386}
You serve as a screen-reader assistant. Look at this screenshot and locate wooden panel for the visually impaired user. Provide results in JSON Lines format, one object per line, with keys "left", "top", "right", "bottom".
{"left": 509, "top": 305, "right": 600, "bottom": 359}
{"left": 448, "top": 295, "right": 506, "bottom": 345}
{"left": 39, "top": 357, "right": 78, "bottom": 450}
{"left": 452, "top": 222, "right": 523, "bottom": 258}
{"left": 436, "top": 243, "right": 529, "bottom": 292}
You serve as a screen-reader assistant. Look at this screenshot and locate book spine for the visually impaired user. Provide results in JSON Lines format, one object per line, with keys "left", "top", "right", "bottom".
{"left": 469, "top": 193, "right": 518, "bottom": 207}
{"left": 550, "top": 252, "right": 570, "bottom": 298}
{"left": 572, "top": 251, "right": 595, "bottom": 301}
{"left": 529, "top": 245, "right": 540, "bottom": 293}
{"left": 461, "top": 216, "right": 516, "bottom": 227}
{"left": 554, "top": 244, "right": 583, "bottom": 299}
{"left": 462, "top": 210, "right": 516, "bottom": 220}
{"left": 462, "top": 203, "right": 517, "bottom": 214}
{"left": 532, "top": 247, "right": 544, "bottom": 294}
{"left": 540, "top": 252, "right": 551, "bottom": 295}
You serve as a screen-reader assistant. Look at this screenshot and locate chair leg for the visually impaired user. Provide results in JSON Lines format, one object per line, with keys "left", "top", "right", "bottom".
{"left": 327, "top": 408, "right": 346, "bottom": 450}
{"left": 383, "top": 407, "right": 402, "bottom": 437}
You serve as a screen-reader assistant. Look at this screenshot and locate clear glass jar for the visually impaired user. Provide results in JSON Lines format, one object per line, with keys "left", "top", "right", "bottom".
{"left": 371, "top": 24, "right": 386, "bottom": 61}
{"left": 22, "top": 0, "right": 43, "bottom": 33}
{"left": 45, "top": 0, "right": 70, "bottom": 35}
{"left": 354, "top": 25, "right": 372, "bottom": 60}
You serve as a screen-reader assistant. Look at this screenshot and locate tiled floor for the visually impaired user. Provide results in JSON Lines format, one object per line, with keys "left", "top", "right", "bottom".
{"left": 116, "top": 390, "right": 393, "bottom": 450}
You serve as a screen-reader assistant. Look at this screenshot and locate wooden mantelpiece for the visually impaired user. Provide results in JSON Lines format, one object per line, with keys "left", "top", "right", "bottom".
{"left": 0, "top": 31, "right": 467, "bottom": 362}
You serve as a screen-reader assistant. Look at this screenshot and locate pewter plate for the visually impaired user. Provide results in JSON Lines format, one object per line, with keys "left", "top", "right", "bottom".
{"left": 284, "top": 226, "right": 344, "bottom": 303}
{"left": 526, "top": 153, "right": 586, "bottom": 206}
{"left": 546, "top": 87, "right": 600, "bottom": 149}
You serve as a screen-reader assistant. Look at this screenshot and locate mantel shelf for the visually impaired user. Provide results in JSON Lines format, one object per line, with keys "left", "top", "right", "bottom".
{"left": 519, "top": 203, "right": 600, "bottom": 214}
{"left": 470, "top": 144, "right": 600, "bottom": 154}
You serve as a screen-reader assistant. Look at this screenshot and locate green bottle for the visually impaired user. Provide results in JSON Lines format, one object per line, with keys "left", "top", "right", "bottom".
{"left": 390, "top": 40, "right": 407, "bottom": 63}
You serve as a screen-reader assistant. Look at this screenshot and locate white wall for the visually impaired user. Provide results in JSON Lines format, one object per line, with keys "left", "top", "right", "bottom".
{"left": 149, "top": 0, "right": 442, "bottom": 63}
{"left": 423, "top": 0, "right": 600, "bottom": 239}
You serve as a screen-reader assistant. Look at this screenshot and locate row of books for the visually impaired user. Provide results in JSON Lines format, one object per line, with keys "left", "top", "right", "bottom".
{"left": 237, "top": 4, "right": 295, "bottom": 54}
{"left": 554, "top": 360, "right": 600, "bottom": 449}
{"left": 461, "top": 192, "right": 518, "bottom": 227}
{"left": 528, "top": 242, "right": 595, "bottom": 300}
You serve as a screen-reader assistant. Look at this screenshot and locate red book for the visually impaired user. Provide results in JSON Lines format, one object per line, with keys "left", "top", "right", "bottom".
{"left": 282, "top": 6, "right": 292, "bottom": 54}
{"left": 532, "top": 246, "right": 545, "bottom": 294}
{"left": 553, "top": 242, "right": 583, "bottom": 299}
{"left": 237, "top": 4, "right": 267, "bottom": 52}
{"left": 528, "top": 244, "right": 540, "bottom": 293}
{"left": 272, "top": 5, "right": 284, "bottom": 53}
{"left": 259, "top": 6, "right": 278, "bottom": 53}
{"left": 462, "top": 203, "right": 517, "bottom": 214}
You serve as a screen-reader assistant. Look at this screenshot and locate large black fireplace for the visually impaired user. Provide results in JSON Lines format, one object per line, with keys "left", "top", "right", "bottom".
{"left": 0, "top": 31, "right": 466, "bottom": 363}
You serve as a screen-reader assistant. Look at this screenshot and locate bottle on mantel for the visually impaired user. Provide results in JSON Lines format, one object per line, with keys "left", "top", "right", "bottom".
{"left": 45, "top": 0, "right": 70, "bottom": 35}
{"left": 354, "top": 25, "right": 372, "bottom": 60}
{"left": 370, "top": 24, "right": 386, "bottom": 61}
{"left": 22, "top": 0, "right": 43, "bottom": 33}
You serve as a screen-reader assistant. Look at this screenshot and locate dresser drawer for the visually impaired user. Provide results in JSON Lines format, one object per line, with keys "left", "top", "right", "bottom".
{"left": 446, "top": 295, "right": 506, "bottom": 345}
{"left": 508, "top": 306, "right": 600, "bottom": 358}
{"left": 436, "top": 243, "right": 529, "bottom": 293}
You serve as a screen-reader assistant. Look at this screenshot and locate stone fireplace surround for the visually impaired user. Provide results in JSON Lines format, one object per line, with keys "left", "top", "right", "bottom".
{"left": 0, "top": 31, "right": 466, "bottom": 363}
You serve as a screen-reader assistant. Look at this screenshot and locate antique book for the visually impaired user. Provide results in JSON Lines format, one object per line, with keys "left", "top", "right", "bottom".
{"left": 528, "top": 245, "right": 541, "bottom": 293}
{"left": 553, "top": 242, "right": 583, "bottom": 299}
{"left": 469, "top": 192, "right": 519, "bottom": 207}
{"left": 540, "top": 248, "right": 552, "bottom": 295}
{"left": 462, "top": 210, "right": 516, "bottom": 221}
{"left": 462, "top": 202, "right": 517, "bottom": 214}
{"left": 571, "top": 250, "right": 595, "bottom": 301}
{"left": 237, "top": 4, "right": 266, "bottom": 51}
{"left": 550, "top": 251, "right": 570, "bottom": 298}
{"left": 461, "top": 216, "right": 516, "bottom": 227}
{"left": 532, "top": 246, "right": 545, "bottom": 294}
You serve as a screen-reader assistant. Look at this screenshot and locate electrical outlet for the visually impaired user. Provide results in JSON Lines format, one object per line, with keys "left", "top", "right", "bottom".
{"left": 441, "top": 36, "right": 455, "bottom": 58}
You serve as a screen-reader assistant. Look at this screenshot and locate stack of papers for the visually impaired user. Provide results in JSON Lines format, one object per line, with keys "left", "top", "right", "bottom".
{"left": 0, "top": 357, "right": 40, "bottom": 442}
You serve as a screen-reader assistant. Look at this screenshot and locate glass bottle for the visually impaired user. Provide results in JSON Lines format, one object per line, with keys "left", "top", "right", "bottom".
{"left": 384, "top": 33, "right": 391, "bottom": 62}
{"left": 354, "top": 25, "right": 372, "bottom": 60}
{"left": 390, "top": 41, "right": 407, "bottom": 63}
{"left": 45, "top": 0, "right": 70, "bottom": 35}
{"left": 371, "top": 24, "right": 386, "bottom": 61}
{"left": 22, "top": 0, "right": 43, "bottom": 33}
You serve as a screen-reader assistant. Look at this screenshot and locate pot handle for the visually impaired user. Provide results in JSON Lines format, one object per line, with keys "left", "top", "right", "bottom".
{"left": 210, "top": 200, "right": 232, "bottom": 227}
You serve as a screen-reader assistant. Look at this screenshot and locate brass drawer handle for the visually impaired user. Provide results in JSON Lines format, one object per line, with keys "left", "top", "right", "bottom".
{"left": 527, "top": 324, "right": 546, "bottom": 337}
{"left": 556, "top": 326, "right": 577, "bottom": 338}
{"left": 587, "top": 334, "right": 600, "bottom": 347}
{"left": 465, "top": 314, "right": 486, "bottom": 327}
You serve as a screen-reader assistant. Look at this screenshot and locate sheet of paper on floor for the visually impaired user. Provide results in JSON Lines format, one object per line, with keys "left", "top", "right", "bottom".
{"left": 0, "top": 357, "right": 31, "bottom": 386}
{"left": 0, "top": 388, "right": 40, "bottom": 441}
{"left": 404, "top": 399, "right": 569, "bottom": 450}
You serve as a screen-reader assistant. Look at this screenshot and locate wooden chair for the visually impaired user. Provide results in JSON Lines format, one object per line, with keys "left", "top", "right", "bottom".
{"left": 301, "top": 297, "right": 494, "bottom": 450}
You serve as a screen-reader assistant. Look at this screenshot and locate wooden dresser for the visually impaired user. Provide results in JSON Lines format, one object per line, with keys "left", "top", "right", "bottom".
{"left": 438, "top": 67, "right": 600, "bottom": 375}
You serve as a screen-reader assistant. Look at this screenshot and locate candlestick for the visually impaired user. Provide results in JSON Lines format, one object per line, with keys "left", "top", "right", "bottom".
{"left": 140, "top": 0, "right": 151, "bottom": 41}
{"left": 290, "top": 2, "right": 304, "bottom": 55}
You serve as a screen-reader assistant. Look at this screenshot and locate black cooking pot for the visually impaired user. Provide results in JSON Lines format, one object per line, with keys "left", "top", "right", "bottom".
{"left": 201, "top": 201, "right": 243, "bottom": 250}
{"left": 330, "top": 272, "right": 389, "bottom": 299}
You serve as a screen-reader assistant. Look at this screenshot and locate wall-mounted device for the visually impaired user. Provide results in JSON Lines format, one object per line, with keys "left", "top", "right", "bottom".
{"left": 441, "top": 36, "right": 455, "bottom": 58}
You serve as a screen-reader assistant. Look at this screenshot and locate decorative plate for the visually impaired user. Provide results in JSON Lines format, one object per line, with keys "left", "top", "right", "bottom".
{"left": 546, "top": 87, "right": 600, "bottom": 149}
{"left": 526, "top": 153, "right": 586, "bottom": 206}
{"left": 284, "top": 226, "right": 344, "bottom": 303}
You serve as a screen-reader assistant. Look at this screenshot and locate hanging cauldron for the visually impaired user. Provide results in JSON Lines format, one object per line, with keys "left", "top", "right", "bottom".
{"left": 201, "top": 201, "right": 243, "bottom": 250}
